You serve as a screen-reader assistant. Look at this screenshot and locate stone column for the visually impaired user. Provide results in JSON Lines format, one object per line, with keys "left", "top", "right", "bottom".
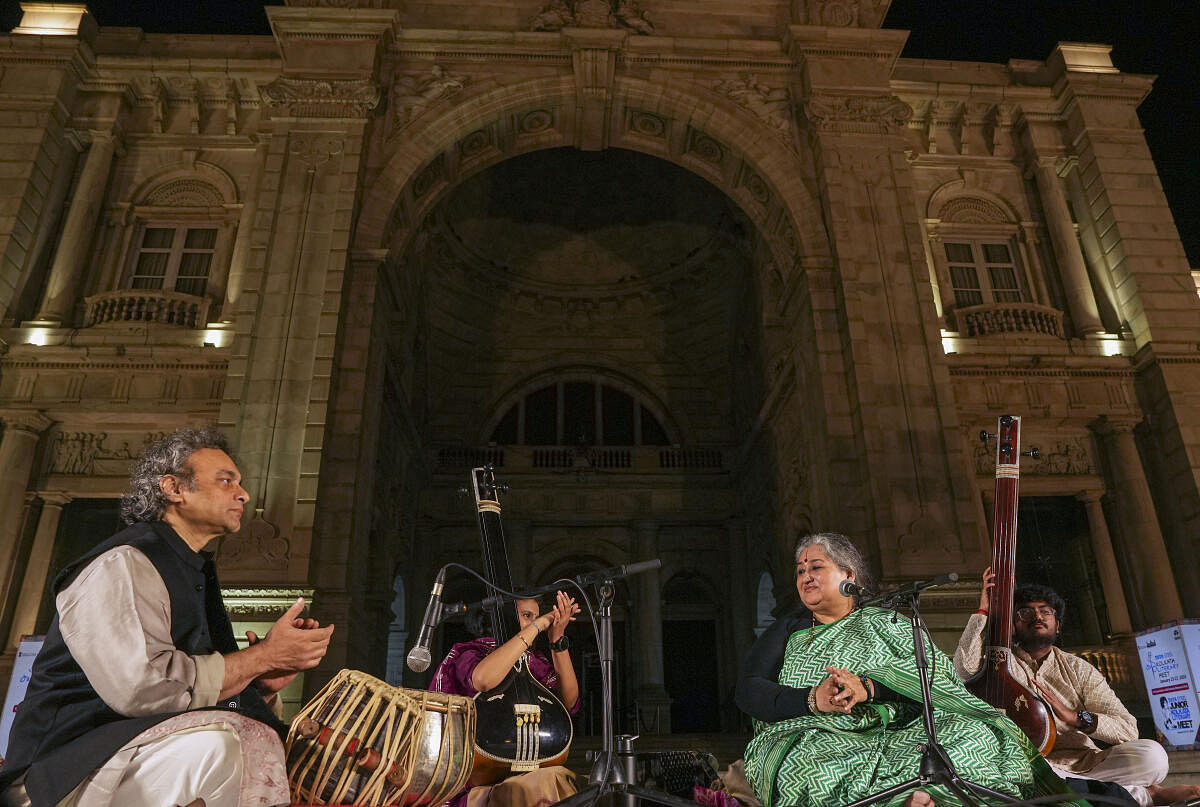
{"left": 1090, "top": 418, "right": 1182, "bottom": 626}
{"left": 0, "top": 411, "right": 53, "bottom": 618}
{"left": 631, "top": 519, "right": 671, "bottom": 733}
{"left": 33, "top": 130, "right": 117, "bottom": 324}
{"left": 1075, "top": 490, "right": 1132, "bottom": 636}
{"left": 1030, "top": 158, "right": 1104, "bottom": 335}
{"left": 6, "top": 492, "right": 70, "bottom": 648}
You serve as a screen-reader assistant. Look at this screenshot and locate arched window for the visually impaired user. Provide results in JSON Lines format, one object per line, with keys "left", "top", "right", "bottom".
{"left": 925, "top": 187, "right": 1064, "bottom": 339}
{"left": 489, "top": 381, "right": 671, "bottom": 446}
{"left": 933, "top": 196, "right": 1029, "bottom": 309}
{"left": 125, "top": 179, "right": 231, "bottom": 297}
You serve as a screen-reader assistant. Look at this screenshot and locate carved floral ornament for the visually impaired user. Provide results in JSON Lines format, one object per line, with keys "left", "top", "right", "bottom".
{"left": 803, "top": 94, "right": 913, "bottom": 134}
{"left": 260, "top": 77, "right": 381, "bottom": 117}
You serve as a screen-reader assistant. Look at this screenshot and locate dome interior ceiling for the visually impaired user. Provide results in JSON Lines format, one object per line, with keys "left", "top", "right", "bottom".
{"left": 438, "top": 147, "right": 739, "bottom": 290}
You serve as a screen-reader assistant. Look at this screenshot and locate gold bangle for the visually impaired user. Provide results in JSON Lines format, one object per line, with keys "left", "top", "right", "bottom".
{"left": 518, "top": 631, "right": 531, "bottom": 648}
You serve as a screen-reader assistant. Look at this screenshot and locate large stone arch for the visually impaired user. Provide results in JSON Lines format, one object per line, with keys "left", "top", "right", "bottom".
{"left": 354, "top": 75, "right": 832, "bottom": 276}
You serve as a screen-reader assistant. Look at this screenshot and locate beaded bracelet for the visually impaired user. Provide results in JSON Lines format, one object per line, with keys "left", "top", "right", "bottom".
{"left": 806, "top": 688, "right": 819, "bottom": 714}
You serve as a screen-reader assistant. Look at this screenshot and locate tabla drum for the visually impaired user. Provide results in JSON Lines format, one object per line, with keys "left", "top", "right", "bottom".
{"left": 286, "top": 670, "right": 476, "bottom": 806}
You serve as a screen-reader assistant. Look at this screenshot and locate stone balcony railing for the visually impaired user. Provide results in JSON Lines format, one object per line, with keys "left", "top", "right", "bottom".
{"left": 84, "top": 289, "right": 210, "bottom": 328}
{"left": 950, "top": 302, "right": 1064, "bottom": 338}
{"left": 433, "top": 445, "right": 727, "bottom": 474}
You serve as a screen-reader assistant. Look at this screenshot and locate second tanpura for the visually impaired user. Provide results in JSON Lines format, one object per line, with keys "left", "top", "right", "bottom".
{"left": 965, "top": 415, "right": 1057, "bottom": 756}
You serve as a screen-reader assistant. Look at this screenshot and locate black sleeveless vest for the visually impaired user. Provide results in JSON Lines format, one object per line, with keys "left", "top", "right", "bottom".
{"left": 0, "top": 521, "right": 282, "bottom": 806}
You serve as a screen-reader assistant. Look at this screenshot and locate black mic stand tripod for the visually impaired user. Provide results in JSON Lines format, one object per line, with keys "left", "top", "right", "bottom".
{"left": 554, "top": 577, "right": 702, "bottom": 807}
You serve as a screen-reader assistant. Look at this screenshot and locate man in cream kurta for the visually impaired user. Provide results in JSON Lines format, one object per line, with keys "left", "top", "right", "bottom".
{"left": 954, "top": 579, "right": 1198, "bottom": 807}
{"left": 0, "top": 429, "right": 334, "bottom": 807}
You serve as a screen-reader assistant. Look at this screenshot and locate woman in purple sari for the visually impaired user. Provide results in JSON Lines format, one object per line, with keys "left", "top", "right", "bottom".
{"left": 430, "top": 590, "right": 582, "bottom": 807}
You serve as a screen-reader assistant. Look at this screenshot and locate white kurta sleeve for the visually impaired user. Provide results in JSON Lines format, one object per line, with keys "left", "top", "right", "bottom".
{"left": 57, "top": 546, "right": 225, "bottom": 716}
{"left": 952, "top": 611, "right": 988, "bottom": 680}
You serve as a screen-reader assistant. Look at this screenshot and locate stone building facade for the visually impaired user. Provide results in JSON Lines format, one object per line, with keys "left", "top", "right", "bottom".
{"left": 1, "top": 0, "right": 1196, "bottom": 732}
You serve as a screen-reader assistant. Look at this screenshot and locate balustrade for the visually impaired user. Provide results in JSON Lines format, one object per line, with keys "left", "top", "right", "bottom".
{"left": 84, "top": 289, "right": 210, "bottom": 328}
{"left": 950, "top": 302, "right": 1064, "bottom": 338}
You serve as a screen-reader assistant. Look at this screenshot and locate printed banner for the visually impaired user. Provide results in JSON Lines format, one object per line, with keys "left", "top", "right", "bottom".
{"left": 0, "top": 636, "right": 44, "bottom": 757}
{"left": 1137, "top": 621, "right": 1199, "bottom": 749}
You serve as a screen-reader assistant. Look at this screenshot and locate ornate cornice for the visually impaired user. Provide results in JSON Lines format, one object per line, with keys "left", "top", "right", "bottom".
{"left": 260, "top": 76, "right": 380, "bottom": 118}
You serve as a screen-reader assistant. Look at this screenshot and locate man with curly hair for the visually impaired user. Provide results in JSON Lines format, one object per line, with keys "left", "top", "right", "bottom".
{"left": 954, "top": 574, "right": 1199, "bottom": 806}
{"left": 0, "top": 428, "right": 333, "bottom": 807}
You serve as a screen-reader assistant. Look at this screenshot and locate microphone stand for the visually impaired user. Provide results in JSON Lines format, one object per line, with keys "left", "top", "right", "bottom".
{"left": 838, "top": 586, "right": 1092, "bottom": 807}
{"left": 553, "top": 575, "right": 700, "bottom": 807}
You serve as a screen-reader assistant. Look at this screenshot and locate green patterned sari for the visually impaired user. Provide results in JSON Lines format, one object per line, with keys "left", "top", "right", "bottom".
{"left": 743, "top": 607, "right": 1085, "bottom": 807}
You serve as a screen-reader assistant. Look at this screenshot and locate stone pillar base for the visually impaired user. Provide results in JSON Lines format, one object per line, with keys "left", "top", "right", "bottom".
{"left": 635, "top": 685, "right": 673, "bottom": 735}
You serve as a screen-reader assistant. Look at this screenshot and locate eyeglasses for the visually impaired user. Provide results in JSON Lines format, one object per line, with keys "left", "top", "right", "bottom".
{"left": 1015, "top": 606, "right": 1056, "bottom": 622}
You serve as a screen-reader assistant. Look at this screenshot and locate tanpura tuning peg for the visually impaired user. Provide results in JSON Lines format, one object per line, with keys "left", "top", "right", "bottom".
{"left": 979, "top": 430, "right": 994, "bottom": 444}
{"left": 1022, "top": 447, "right": 1040, "bottom": 460}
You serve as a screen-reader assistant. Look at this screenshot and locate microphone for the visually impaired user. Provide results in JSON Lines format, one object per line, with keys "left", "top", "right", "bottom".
{"left": 575, "top": 559, "right": 662, "bottom": 586}
{"left": 863, "top": 572, "right": 959, "bottom": 607}
{"left": 407, "top": 566, "right": 447, "bottom": 672}
{"left": 438, "top": 594, "right": 507, "bottom": 622}
{"left": 839, "top": 579, "right": 871, "bottom": 598}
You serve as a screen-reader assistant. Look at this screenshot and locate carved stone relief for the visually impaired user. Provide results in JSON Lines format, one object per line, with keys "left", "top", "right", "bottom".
{"left": 801, "top": 0, "right": 891, "bottom": 27}
{"left": 972, "top": 434, "right": 1095, "bottom": 475}
{"left": 685, "top": 127, "right": 725, "bottom": 165}
{"left": 219, "top": 512, "right": 290, "bottom": 569}
{"left": 390, "top": 66, "right": 469, "bottom": 132}
{"left": 142, "top": 179, "right": 225, "bottom": 207}
{"left": 517, "top": 108, "right": 556, "bottom": 135}
{"left": 737, "top": 162, "right": 772, "bottom": 206}
{"left": 458, "top": 128, "right": 495, "bottom": 160}
{"left": 47, "top": 431, "right": 165, "bottom": 476}
{"left": 261, "top": 77, "right": 380, "bottom": 118}
{"left": 803, "top": 94, "right": 913, "bottom": 135}
{"left": 938, "top": 196, "right": 1009, "bottom": 225}
{"left": 288, "top": 133, "right": 345, "bottom": 169}
{"left": 712, "top": 74, "right": 792, "bottom": 141}
{"left": 529, "top": 0, "right": 653, "bottom": 34}
{"left": 627, "top": 110, "right": 668, "bottom": 139}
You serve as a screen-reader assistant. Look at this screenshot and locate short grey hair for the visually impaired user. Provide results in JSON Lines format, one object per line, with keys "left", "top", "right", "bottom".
{"left": 120, "top": 427, "right": 233, "bottom": 525}
{"left": 794, "top": 532, "right": 871, "bottom": 591}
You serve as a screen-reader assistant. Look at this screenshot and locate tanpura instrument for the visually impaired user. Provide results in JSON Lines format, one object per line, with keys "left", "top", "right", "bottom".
{"left": 965, "top": 414, "right": 1056, "bottom": 755}
{"left": 467, "top": 466, "right": 573, "bottom": 785}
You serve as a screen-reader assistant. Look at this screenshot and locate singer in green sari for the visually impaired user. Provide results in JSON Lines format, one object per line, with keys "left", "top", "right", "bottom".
{"left": 737, "top": 533, "right": 1087, "bottom": 807}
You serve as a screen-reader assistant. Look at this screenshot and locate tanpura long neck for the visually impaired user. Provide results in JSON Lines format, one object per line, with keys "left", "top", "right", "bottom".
{"left": 476, "top": 494, "right": 521, "bottom": 646}
{"left": 986, "top": 416, "right": 1021, "bottom": 651}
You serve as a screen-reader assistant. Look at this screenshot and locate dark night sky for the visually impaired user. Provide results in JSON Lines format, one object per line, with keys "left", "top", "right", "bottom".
{"left": 4, "top": 0, "right": 1198, "bottom": 265}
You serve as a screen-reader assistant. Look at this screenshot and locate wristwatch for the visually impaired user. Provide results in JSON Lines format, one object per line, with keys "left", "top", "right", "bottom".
{"left": 1076, "top": 709, "right": 1098, "bottom": 734}
{"left": 549, "top": 635, "right": 570, "bottom": 652}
